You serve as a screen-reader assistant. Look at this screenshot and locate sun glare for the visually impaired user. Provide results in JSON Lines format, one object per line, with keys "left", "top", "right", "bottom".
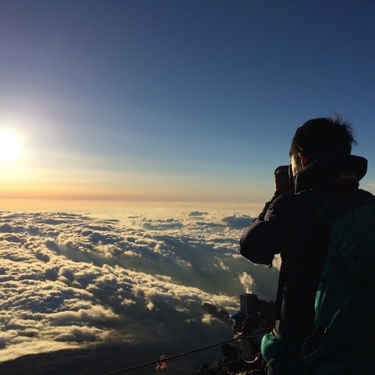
{"left": 0, "top": 129, "right": 22, "bottom": 162}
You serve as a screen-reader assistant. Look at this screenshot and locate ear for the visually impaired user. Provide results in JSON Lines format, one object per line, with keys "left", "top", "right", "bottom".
{"left": 299, "top": 152, "right": 309, "bottom": 168}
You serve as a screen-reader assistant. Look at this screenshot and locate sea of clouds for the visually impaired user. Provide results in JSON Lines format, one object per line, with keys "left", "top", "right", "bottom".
{"left": 0, "top": 209, "right": 279, "bottom": 362}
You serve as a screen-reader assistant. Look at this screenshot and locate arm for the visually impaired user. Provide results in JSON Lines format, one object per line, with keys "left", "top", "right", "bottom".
{"left": 240, "top": 193, "right": 292, "bottom": 266}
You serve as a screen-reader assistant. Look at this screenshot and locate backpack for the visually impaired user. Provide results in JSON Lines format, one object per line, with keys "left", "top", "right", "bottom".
{"left": 302, "top": 190, "right": 375, "bottom": 375}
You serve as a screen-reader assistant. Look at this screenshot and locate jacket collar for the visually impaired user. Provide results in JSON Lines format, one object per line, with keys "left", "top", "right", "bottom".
{"left": 293, "top": 155, "right": 367, "bottom": 193}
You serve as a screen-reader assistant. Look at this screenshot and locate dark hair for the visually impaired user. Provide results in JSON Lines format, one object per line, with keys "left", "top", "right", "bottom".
{"left": 289, "top": 115, "right": 357, "bottom": 159}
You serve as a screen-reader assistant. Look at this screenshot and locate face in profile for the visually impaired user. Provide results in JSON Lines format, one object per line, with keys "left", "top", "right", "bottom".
{"left": 290, "top": 154, "right": 303, "bottom": 177}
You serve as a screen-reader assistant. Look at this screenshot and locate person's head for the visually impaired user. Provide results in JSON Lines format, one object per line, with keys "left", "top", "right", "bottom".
{"left": 289, "top": 115, "right": 357, "bottom": 176}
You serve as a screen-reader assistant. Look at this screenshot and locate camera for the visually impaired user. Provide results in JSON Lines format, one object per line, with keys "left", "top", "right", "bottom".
{"left": 274, "top": 165, "right": 290, "bottom": 194}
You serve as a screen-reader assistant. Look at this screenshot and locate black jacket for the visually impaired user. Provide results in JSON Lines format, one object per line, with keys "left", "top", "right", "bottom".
{"left": 240, "top": 155, "right": 369, "bottom": 340}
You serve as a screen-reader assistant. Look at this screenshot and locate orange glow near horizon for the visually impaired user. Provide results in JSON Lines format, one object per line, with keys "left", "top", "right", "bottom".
{"left": 0, "top": 195, "right": 264, "bottom": 216}
{"left": 0, "top": 186, "right": 260, "bottom": 203}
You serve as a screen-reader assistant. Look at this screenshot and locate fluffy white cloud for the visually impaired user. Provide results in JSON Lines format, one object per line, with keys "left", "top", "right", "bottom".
{"left": 0, "top": 210, "right": 279, "bottom": 362}
{"left": 239, "top": 272, "right": 255, "bottom": 293}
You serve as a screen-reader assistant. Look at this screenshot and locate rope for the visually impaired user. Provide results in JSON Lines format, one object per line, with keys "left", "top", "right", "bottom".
{"left": 103, "top": 337, "right": 241, "bottom": 375}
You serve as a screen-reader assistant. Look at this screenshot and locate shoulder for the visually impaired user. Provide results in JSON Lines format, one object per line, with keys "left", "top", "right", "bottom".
{"left": 264, "top": 192, "right": 308, "bottom": 220}
{"left": 358, "top": 189, "right": 375, "bottom": 202}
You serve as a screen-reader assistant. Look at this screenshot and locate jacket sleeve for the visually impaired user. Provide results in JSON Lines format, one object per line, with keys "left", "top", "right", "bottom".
{"left": 240, "top": 193, "right": 292, "bottom": 266}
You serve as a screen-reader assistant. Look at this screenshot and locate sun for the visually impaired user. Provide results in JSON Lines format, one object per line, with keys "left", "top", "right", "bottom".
{"left": 0, "top": 129, "right": 22, "bottom": 162}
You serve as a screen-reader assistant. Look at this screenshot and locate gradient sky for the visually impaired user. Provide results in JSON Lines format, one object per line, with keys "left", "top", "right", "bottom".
{"left": 1, "top": 1, "right": 375, "bottom": 214}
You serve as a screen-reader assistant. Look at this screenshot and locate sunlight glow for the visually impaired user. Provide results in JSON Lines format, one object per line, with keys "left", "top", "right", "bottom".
{"left": 0, "top": 129, "right": 22, "bottom": 162}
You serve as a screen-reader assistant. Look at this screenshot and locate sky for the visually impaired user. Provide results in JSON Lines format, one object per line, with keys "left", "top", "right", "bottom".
{"left": 1, "top": 1, "right": 375, "bottom": 215}
{"left": 0, "top": 209, "right": 279, "bottom": 363}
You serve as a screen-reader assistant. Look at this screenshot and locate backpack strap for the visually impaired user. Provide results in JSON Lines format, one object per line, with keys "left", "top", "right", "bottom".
{"left": 299, "top": 189, "right": 335, "bottom": 227}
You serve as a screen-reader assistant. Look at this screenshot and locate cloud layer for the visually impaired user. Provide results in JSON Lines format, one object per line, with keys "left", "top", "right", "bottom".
{"left": 0, "top": 209, "right": 279, "bottom": 362}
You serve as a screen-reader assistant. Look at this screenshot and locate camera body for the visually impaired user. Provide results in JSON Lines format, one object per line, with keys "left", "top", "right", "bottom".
{"left": 274, "top": 165, "right": 291, "bottom": 194}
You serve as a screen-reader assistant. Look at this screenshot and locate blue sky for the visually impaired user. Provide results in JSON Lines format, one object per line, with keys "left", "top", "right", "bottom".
{"left": 1, "top": 1, "right": 374, "bottom": 214}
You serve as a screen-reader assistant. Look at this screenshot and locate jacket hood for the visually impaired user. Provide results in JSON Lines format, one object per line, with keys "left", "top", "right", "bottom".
{"left": 293, "top": 155, "right": 367, "bottom": 193}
